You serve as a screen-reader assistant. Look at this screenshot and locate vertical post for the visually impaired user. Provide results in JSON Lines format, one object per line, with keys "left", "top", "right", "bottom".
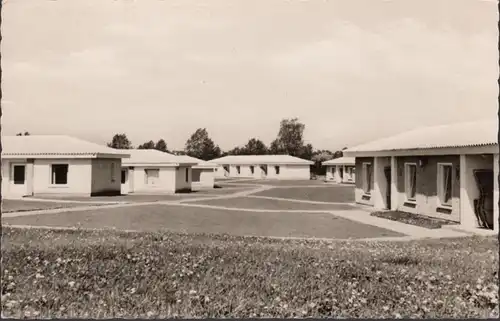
{"left": 460, "top": 155, "right": 477, "bottom": 229}
{"left": 128, "top": 167, "right": 135, "bottom": 193}
{"left": 390, "top": 156, "right": 398, "bottom": 210}
{"left": 26, "top": 159, "right": 34, "bottom": 196}
{"left": 373, "top": 157, "right": 386, "bottom": 209}
{"left": 343, "top": 165, "right": 346, "bottom": 183}
{"left": 494, "top": 154, "right": 499, "bottom": 233}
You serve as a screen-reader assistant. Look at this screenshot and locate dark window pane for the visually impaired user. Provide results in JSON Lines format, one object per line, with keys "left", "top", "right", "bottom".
{"left": 52, "top": 164, "right": 68, "bottom": 185}
{"left": 13, "top": 165, "right": 25, "bottom": 185}
{"left": 121, "top": 170, "right": 126, "bottom": 184}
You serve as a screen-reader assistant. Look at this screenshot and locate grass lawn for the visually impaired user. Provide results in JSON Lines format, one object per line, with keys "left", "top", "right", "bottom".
{"left": 226, "top": 179, "right": 327, "bottom": 186}
{"left": 1, "top": 200, "right": 101, "bottom": 214}
{"left": 195, "top": 187, "right": 255, "bottom": 195}
{"left": 187, "top": 197, "right": 355, "bottom": 211}
{"left": 1, "top": 227, "right": 497, "bottom": 318}
{"left": 371, "top": 211, "right": 457, "bottom": 229}
{"left": 252, "top": 186, "right": 355, "bottom": 203}
{"left": 33, "top": 194, "right": 205, "bottom": 203}
{"left": 2, "top": 204, "right": 402, "bottom": 239}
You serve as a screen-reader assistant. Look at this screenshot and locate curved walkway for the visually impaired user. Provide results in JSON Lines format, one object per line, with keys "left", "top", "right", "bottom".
{"left": 2, "top": 182, "right": 472, "bottom": 240}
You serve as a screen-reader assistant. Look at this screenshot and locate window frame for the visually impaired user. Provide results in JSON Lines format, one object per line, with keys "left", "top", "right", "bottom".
{"left": 144, "top": 168, "right": 160, "bottom": 185}
{"left": 121, "top": 169, "right": 127, "bottom": 184}
{"left": 437, "top": 163, "right": 453, "bottom": 207}
{"left": 404, "top": 163, "right": 417, "bottom": 202}
{"left": 50, "top": 164, "right": 69, "bottom": 185}
{"left": 12, "top": 164, "right": 26, "bottom": 185}
{"left": 362, "top": 162, "right": 372, "bottom": 194}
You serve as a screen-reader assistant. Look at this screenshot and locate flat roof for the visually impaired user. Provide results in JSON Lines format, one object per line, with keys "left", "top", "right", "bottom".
{"left": 211, "top": 155, "right": 314, "bottom": 165}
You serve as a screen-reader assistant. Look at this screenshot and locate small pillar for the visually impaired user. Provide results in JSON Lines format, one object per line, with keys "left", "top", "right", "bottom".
{"left": 390, "top": 156, "right": 398, "bottom": 210}
{"left": 493, "top": 154, "right": 499, "bottom": 233}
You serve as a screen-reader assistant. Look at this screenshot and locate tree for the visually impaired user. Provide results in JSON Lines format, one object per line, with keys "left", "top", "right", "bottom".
{"left": 299, "top": 143, "right": 314, "bottom": 160}
{"left": 243, "top": 138, "right": 268, "bottom": 155}
{"left": 107, "top": 134, "right": 132, "bottom": 149}
{"left": 184, "top": 128, "right": 222, "bottom": 161}
{"left": 137, "top": 140, "right": 155, "bottom": 149}
{"left": 16, "top": 131, "right": 30, "bottom": 136}
{"left": 227, "top": 146, "right": 243, "bottom": 155}
{"left": 271, "top": 118, "right": 306, "bottom": 156}
{"left": 155, "top": 139, "right": 168, "bottom": 152}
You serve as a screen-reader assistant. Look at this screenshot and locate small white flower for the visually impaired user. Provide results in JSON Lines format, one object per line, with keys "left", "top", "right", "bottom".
{"left": 68, "top": 281, "right": 76, "bottom": 287}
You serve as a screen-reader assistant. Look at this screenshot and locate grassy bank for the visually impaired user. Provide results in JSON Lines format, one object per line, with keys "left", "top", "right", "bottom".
{"left": 1, "top": 227, "right": 498, "bottom": 318}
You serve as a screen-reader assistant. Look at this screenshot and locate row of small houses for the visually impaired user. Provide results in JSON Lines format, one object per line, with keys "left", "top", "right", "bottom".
{"left": 1, "top": 120, "right": 498, "bottom": 233}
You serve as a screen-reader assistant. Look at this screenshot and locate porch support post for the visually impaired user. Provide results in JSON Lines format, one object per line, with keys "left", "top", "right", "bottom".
{"left": 373, "top": 157, "right": 388, "bottom": 209}
{"left": 26, "top": 159, "right": 34, "bottom": 196}
{"left": 390, "top": 156, "right": 398, "bottom": 210}
{"left": 459, "top": 154, "right": 477, "bottom": 229}
{"left": 128, "top": 167, "right": 135, "bottom": 193}
{"left": 343, "top": 165, "right": 346, "bottom": 183}
{"left": 493, "top": 154, "right": 499, "bottom": 233}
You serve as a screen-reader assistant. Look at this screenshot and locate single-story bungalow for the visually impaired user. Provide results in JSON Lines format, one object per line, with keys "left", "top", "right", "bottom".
{"left": 211, "top": 155, "right": 314, "bottom": 180}
{"left": 343, "top": 120, "right": 499, "bottom": 233}
{"left": 1, "top": 135, "right": 129, "bottom": 198}
{"left": 176, "top": 155, "right": 218, "bottom": 189}
{"left": 322, "top": 156, "right": 356, "bottom": 184}
{"left": 120, "top": 149, "right": 198, "bottom": 194}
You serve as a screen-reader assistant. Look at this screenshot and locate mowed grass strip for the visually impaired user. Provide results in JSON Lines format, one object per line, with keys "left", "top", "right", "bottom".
{"left": 2, "top": 204, "right": 402, "bottom": 239}
{"left": 33, "top": 194, "right": 205, "bottom": 203}
{"left": 1, "top": 200, "right": 102, "bottom": 213}
{"left": 252, "top": 186, "right": 355, "bottom": 203}
{"left": 1, "top": 227, "right": 498, "bottom": 318}
{"left": 187, "top": 197, "right": 354, "bottom": 211}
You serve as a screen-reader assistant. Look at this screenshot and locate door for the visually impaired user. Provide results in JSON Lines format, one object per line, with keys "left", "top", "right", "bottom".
{"left": 339, "top": 167, "right": 344, "bottom": 182}
{"left": 10, "top": 164, "right": 28, "bottom": 197}
{"left": 260, "top": 165, "right": 267, "bottom": 178}
{"left": 120, "top": 169, "right": 129, "bottom": 194}
{"left": 384, "top": 166, "right": 391, "bottom": 209}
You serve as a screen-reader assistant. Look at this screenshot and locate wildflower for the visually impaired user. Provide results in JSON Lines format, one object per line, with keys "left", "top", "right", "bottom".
{"left": 68, "top": 281, "right": 76, "bottom": 287}
{"left": 35, "top": 273, "right": 44, "bottom": 279}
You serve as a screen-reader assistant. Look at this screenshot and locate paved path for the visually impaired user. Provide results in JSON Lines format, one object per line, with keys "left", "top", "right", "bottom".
{"left": 246, "top": 195, "right": 357, "bottom": 206}
{"left": 1, "top": 182, "right": 480, "bottom": 240}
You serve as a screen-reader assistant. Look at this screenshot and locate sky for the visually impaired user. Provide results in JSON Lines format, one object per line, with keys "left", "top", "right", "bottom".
{"left": 2, "top": 0, "right": 498, "bottom": 151}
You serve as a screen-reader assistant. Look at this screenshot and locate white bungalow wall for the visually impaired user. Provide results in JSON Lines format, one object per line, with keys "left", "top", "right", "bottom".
{"left": 126, "top": 166, "right": 177, "bottom": 194}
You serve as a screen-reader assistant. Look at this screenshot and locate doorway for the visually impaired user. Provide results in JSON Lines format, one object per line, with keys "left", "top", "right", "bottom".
{"left": 10, "top": 163, "right": 28, "bottom": 197}
{"left": 121, "top": 169, "right": 129, "bottom": 194}
{"left": 473, "top": 169, "right": 494, "bottom": 230}
{"left": 384, "top": 166, "right": 391, "bottom": 210}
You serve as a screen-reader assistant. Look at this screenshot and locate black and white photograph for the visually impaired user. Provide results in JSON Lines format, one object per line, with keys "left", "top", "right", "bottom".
{"left": 0, "top": 0, "right": 499, "bottom": 318}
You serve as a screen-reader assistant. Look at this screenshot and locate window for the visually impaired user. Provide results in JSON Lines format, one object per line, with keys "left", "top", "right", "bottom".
{"left": 51, "top": 164, "right": 69, "bottom": 185}
{"left": 275, "top": 166, "right": 280, "bottom": 175}
{"left": 362, "top": 163, "right": 372, "bottom": 194}
{"left": 121, "top": 170, "right": 126, "bottom": 184}
{"left": 185, "top": 168, "right": 189, "bottom": 182}
{"left": 110, "top": 162, "right": 116, "bottom": 182}
{"left": 250, "top": 166, "right": 255, "bottom": 174}
{"left": 144, "top": 169, "right": 160, "bottom": 185}
{"left": 236, "top": 166, "right": 241, "bottom": 174}
{"left": 13, "top": 165, "right": 25, "bottom": 185}
{"left": 438, "top": 164, "right": 453, "bottom": 206}
{"left": 404, "top": 163, "right": 417, "bottom": 201}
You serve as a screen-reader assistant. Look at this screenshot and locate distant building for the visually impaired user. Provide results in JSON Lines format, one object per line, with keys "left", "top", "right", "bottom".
{"left": 177, "top": 155, "right": 218, "bottom": 189}
{"left": 1, "top": 135, "right": 129, "bottom": 198}
{"left": 322, "top": 156, "right": 356, "bottom": 183}
{"left": 211, "top": 155, "right": 314, "bottom": 180}
{"left": 344, "top": 120, "right": 499, "bottom": 233}
{"left": 120, "top": 149, "right": 198, "bottom": 194}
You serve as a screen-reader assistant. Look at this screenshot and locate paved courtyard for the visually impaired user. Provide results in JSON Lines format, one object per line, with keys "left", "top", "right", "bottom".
{"left": 1, "top": 180, "right": 471, "bottom": 240}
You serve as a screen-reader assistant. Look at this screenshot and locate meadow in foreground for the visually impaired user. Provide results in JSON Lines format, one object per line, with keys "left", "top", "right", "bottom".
{"left": 1, "top": 227, "right": 498, "bottom": 318}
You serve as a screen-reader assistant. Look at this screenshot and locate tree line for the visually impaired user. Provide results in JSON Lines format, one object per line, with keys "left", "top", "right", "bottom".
{"left": 105, "top": 118, "right": 346, "bottom": 175}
